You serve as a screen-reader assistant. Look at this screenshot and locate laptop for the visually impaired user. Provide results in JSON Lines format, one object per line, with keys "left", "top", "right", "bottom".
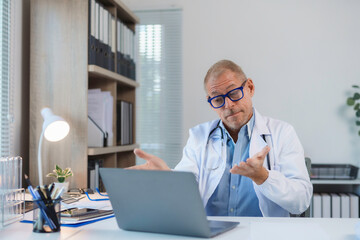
{"left": 99, "top": 168, "right": 239, "bottom": 238}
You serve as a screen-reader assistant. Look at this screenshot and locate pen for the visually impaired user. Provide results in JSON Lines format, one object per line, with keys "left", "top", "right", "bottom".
{"left": 28, "top": 186, "right": 57, "bottom": 230}
{"left": 36, "top": 186, "right": 60, "bottom": 229}
{"left": 44, "top": 185, "right": 52, "bottom": 201}
{"left": 49, "top": 182, "right": 55, "bottom": 194}
{"left": 54, "top": 187, "right": 65, "bottom": 199}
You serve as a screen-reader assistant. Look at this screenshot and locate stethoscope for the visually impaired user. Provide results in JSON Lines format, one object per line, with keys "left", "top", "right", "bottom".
{"left": 207, "top": 120, "right": 271, "bottom": 170}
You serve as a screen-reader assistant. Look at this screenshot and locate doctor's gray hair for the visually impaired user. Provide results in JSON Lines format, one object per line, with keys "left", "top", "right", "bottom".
{"left": 204, "top": 60, "right": 247, "bottom": 87}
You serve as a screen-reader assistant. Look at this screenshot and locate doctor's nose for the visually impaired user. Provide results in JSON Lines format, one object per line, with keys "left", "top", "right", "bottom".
{"left": 223, "top": 96, "right": 235, "bottom": 109}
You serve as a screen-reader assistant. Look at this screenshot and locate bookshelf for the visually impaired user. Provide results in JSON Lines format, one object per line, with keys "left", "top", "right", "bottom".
{"left": 29, "top": 0, "right": 139, "bottom": 188}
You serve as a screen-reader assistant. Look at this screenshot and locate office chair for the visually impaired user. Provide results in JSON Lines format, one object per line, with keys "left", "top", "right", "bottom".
{"left": 290, "top": 157, "right": 312, "bottom": 217}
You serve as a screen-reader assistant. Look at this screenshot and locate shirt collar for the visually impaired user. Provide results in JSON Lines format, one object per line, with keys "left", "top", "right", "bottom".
{"left": 219, "top": 109, "right": 255, "bottom": 141}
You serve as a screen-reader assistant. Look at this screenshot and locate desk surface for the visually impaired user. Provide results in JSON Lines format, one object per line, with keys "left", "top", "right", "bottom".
{"left": 1, "top": 216, "right": 359, "bottom": 240}
{"left": 1, "top": 194, "right": 359, "bottom": 240}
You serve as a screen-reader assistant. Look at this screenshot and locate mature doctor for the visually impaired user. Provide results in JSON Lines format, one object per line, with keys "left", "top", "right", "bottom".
{"left": 131, "top": 60, "right": 313, "bottom": 217}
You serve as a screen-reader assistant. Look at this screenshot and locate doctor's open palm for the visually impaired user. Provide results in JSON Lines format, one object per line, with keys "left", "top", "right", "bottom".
{"left": 230, "top": 146, "right": 270, "bottom": 185}
{"left": 128, "top": 149, "right": 171, "bottom": 171}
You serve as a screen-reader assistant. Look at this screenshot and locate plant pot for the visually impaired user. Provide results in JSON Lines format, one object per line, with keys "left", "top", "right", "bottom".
{"left": 53, "top": 182, "right": 69, "bottom": 196}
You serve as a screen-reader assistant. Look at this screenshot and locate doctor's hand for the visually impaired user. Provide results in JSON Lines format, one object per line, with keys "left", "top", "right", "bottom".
{"left": 127, "top": 148, "right": 171, "bottom": 171}
{"left": 230, "top": 146, "right": 270, "bottom": 185}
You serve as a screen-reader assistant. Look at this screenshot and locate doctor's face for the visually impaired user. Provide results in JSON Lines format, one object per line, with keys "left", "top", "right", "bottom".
{"left": 206, "top": 70, "right": 255, "bottom": 133}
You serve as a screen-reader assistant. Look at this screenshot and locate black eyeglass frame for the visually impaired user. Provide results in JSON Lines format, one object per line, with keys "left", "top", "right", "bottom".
{"left": 207, "top": 80, "right": 247, "bottom": 109}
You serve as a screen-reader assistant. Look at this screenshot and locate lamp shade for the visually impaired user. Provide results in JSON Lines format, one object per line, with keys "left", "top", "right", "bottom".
{"left": 41, "top": 108, "right": 70, "bottom": 142}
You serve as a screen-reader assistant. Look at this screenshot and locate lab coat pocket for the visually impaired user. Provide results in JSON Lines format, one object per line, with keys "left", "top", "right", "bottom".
{"left": 202, "top": 154, "right": 222, "bottom": 172}
{"left": 203, "top": 139, "right": 223, "bottom": 172}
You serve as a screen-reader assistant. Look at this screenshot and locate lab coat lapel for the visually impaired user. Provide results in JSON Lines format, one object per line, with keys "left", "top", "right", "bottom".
{"left": 249, "top": 109, "right": 271, "bottom": 168}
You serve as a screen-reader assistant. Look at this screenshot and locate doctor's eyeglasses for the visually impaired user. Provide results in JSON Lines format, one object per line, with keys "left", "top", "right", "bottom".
{"left": 207, "top": 80, "right": 247, "bottom": 109}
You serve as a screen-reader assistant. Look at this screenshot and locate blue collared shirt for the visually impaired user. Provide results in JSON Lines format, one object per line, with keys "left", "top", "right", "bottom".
{"left": 205, "top": 114, "right": 262, "bottom": 216}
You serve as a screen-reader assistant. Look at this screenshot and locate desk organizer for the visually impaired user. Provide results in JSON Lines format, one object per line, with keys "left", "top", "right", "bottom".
{"left": 0, "top": 156, "right": 25, "bottom": 228}
{"left": 311, "top": 164, "right": 359, "bottom": 180}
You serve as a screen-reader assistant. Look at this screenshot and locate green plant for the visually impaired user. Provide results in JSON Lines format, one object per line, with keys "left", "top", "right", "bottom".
{"left": 346, "top": 85, "right": 360, "bottom": 136}
{"left": 46, "top": 165, "right": 73, "bottom": 183}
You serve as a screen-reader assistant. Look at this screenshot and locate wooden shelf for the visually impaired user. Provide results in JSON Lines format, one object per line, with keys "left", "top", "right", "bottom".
{"left": 88, "top": 65, "right": 139, "bottom": 88}
{"left": 88, "top": 144, "right": 139, "bottom": 156}
{"left": 30, "top": 0, "right": 139, "bottom": 188}
{"left": 112, "top": 0, "right": 139, "bottom": 24}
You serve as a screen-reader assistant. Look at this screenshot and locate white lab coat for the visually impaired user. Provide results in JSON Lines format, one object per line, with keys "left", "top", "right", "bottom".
{"left": 174, "top": 108, "right": 313, "bottom": 217}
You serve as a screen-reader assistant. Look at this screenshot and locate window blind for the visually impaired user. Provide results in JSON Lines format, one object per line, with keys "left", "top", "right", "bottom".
{"left": 0, "top": 0, "right": 14, "bottom": 157}
{"left": 135, "top": 9, "right": 183, "bottom": 168}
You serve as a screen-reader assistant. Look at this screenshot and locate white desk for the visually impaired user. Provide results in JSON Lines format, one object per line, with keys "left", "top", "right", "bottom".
{"left": 1, "top": 216, "right": 359, "bottom": 240}
{"left": 1, "top": 194, "right": 359, "bottom": 240}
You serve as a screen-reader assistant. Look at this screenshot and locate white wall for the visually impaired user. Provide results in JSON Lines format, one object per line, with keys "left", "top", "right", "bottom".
{"left": 124, "top": 0, "right": 360, "bottom": 165}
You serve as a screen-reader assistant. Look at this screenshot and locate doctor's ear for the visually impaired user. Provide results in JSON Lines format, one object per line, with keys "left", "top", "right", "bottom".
{"left": 246, "top": 79, "right": 255, "bottom": 96}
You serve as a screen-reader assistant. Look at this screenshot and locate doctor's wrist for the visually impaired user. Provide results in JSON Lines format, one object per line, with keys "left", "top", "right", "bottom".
{"left": 252, "top": 167, "right": 269, "bottom": 185}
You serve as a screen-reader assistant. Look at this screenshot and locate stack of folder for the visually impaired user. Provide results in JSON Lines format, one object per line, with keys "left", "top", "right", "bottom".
{"left": 88, "top": 0, "right": 136, "bottom": 79}
{"left": 312, "top": 192, "right": 359, "bottom": 218}
{"left": 88, "top": 0, "right": 115, "bottom": 71}
{"left": 116, "top": 19, "right": 136, "bottom": 80}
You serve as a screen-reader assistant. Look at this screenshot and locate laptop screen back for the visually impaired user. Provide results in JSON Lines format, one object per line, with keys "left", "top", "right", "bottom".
{"left": 99, "top": 168, "right": 212, "bottom": 237}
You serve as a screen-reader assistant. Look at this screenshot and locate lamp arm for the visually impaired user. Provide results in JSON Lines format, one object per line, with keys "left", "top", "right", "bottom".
{"left": 38, "top": 129, "right": 45, "bottom": 186}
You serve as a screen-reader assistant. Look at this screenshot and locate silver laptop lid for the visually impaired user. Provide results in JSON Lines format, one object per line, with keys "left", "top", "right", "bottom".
{"left": 100, "top": 168, "right": 213, "bottom": 237}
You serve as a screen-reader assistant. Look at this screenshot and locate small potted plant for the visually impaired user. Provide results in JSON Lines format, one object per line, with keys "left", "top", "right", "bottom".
{"left": 346, "top": 85, "right": 360, "bottom": 136}
{"left": 46, "top": 165, "right": 73, "bottom": 194}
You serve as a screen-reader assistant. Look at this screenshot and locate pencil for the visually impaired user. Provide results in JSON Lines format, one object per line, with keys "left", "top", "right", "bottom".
{"left": 24, "top": 174, "right": 32, "bottom": 187}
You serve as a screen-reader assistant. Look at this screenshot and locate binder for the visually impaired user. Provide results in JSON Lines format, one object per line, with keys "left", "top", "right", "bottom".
{"left": 330, "top": 193, "right": 340, "bottom": 218}
{"left": 321, "top": 193, "right": 331, "bottom": 218}
{"left": 95, "top": 1, "right": 102, "bottom": 67}
{"left": 312, "top": 193, "right": 321, "bottom": 218}
{"left": 88, "top": 0, "right": 96, "bottom": 65}
{"left": 102, "top": 8, "right": 110, "bottom": 70}
{"left": 117, "top": 20, "right": 124, "bottom": 75}
{"left": 339, "top": 193, "right": 350, "bottom": 218}
{"left": 117, "top": 100, "right": 132, "bottom": 145}
{"left": 98, "top": 3, "right": 105, "bottom": 68}
{"left": 349, "top": 193, "right": 359, "bottom": 218}
{"left": 109, "top": 14, "right": 115, "bottom": 71}
{"left": 121, "top": 101, "right": 128, "bottom": 145}
{"left": 129, "top": 102, "right": 133, "bottom": 144}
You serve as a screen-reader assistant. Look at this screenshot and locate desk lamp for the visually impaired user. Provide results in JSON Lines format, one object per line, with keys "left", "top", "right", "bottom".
{"left": 38, "top": 108, "right": 70, "bottom": 186}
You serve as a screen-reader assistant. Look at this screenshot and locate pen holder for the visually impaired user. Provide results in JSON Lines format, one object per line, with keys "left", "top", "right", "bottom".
{"left": 33, "top": 198, "right": 61, "bottom": 233}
